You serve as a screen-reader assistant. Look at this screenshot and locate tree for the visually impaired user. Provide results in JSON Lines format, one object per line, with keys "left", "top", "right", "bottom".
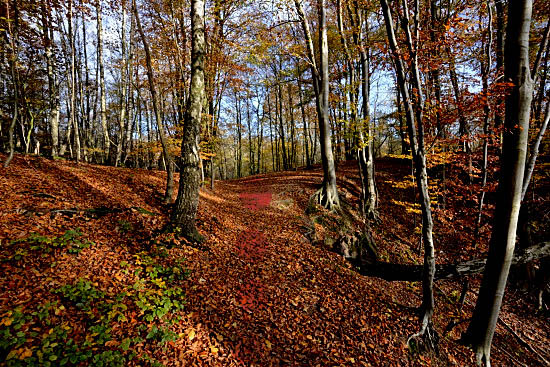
{"left": 295, "top": 0, "right": 340, "bottom": 210}
{"left": 337, "top": 0, "right": 378, "bottom": 220}
{"left": 380, "top": 0, "right": 437, "bottom": 350}
{"left": 170, "top": 0, "right": 206, "bottom": 243}
{"left": 67, "top": 0, "right": 81, "bottom": 162}
{"left": 462, "top": 0, "right": 535, "bottom": 365}
{"left": 97, "top": 0, "right": 110, "bottom": 163}
{"left": 2, "top": 0, "right": 19, "bottom": 168}
{"left": 40, "top": 0, "right": 59, "bottom": 159}
{"left": 133, "top": 0, "right": 175, "bottom": 204}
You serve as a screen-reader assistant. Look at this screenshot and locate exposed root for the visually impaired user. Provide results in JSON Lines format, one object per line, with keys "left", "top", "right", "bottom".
{"left": 364, "top": 206, "right": 380, "bottom": 224}
{"left": 164, "top": 223, "right": 207, "bottom": 250}
{"left": 313, "top": 185, "right": 340, "bottom": 211}
{"left": 407, "top": 313, "right": 439, "bottom": 355}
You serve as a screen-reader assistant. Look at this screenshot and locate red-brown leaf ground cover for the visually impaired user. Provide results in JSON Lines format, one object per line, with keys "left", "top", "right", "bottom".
{"left": 0, "top": 153, "right": 548, "bottom": 366}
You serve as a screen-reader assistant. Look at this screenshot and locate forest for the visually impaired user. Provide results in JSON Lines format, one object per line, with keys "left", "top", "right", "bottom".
{"left": 0, "top": 0, "right": 549, "bottom": 365}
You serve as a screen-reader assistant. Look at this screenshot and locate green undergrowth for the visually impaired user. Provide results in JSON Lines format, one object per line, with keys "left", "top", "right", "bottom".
{"left": 2, "top": 228, "right": 93, "bottom": 262}
{"left": 0, "top": 239, "right": 190, "bottom": 366}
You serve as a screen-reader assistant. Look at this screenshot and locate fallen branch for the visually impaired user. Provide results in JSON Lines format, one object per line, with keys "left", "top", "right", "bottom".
{"left": 499, "top": 317, "right": 550, "bottom": 366}
{"left": 335, "top": 242, "right": 550, "bottom": 281}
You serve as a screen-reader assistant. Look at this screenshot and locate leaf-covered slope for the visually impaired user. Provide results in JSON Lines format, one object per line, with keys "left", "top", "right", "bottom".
{"left": 0, "top": 154, "right": 548, "bottom": 366}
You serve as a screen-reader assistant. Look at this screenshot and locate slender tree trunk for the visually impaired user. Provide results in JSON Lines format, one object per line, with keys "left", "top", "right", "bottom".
{"left": 124, "top": 27, "right": 136, "bottom": 166}
{"left": 522, "top": 105, "right": 549, "bottom": 200}
{"left": 277, "top": 79, "right": 287, "bottom": 170}
{"left": 255, "top": 91, "right": 263, "bottom": 174}
{"left": 358, "top": 32, "right": 377, "bottom": 220}
{"left": 493, "top": 0, "right": 505, "bottom": 130}
{"left": 288, "top": 84, "right": 296, "bottom": 168}
{"left": 246, "top": 91, "right": 254, "bottom": 175}
{"left": 476, "top": 1, "right": 493, "bottom": 240}
{"left": 235, "top": 92, "right": 242, "bottom": 178}
{"left": 295, "top": 0, "right": 339, "bottom": 209}
{"left": 80, "top": 9, "right": 92, "bottom": 163}
{"left": 462, "top": 1, "right": 534, "bottom": 365}
{"left": 68, "top": 0, "right": 80, "bottom": 162}
{"left": 3, "top": 0, "right": 18, "bottom": 167}
{"left": 134, "top": 0, "right": 174, "bottom": 203}
{"left": 297, "top": 64, "right": 311, "bottom": 168}
{"left": 41, "top": 0, "right": 59, "bottom": 159}
{"left": 268, "top": 92, "right": 275, "bottom": 171}
{"left": 381, "top": 0, "right": 437, "bottom": 348}
{"left": 97, "top": 0, "right": 110, "bottom": 163}
{"left": 115, "top": 0, "right": 128, "bottom": 167}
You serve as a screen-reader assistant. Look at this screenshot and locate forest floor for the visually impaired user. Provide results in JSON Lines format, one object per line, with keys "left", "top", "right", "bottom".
{"left": 1, "top": 153, "right": 549, "bottom": 366}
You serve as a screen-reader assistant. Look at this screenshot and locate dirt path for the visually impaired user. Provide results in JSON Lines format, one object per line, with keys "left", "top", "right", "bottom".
{"left": 178, "top": 177, "right": 423, "bottom": 366}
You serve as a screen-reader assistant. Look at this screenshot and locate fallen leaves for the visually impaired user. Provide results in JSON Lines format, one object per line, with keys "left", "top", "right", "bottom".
{"left": 0, "top": 155, "right": 547, "bottom": 367}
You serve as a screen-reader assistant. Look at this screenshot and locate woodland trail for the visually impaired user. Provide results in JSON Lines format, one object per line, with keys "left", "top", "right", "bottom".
{"left": 181, "top": 174, "right": 422, "bottom": 366}
{"left": 1, "top": 155, "right": 548, "bottom": 366}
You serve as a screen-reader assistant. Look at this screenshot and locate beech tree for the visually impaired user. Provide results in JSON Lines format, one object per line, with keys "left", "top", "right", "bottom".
{"left": 462, "top": 0, "right": 535, "bottom": 364}
{"left": 133, "top": 0, "right": 175, "bottom": 203}
{"left": 170, "top": 0, "right": 206, "bottom": 243}
{"left": 295, "top": 0, "right": 340, "bottom": 210}
{"left": 96, "top": 0, "right": 110, "bottom": 163}
{"left": 380, "top": 0, "right": 437, "bottom": 349}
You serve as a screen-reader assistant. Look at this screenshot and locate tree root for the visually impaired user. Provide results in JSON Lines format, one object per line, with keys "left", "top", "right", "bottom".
{"left": 407, "top": 314, "right": 439, "bottom": 355}
{"left": 164, "top": 223, "right": 207, "bottom": 250}
{"left": 313, "top": 185, "right": 340, "bottom": 211}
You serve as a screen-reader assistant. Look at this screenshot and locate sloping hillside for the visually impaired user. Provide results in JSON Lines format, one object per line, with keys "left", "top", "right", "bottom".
{"left": 0, "top": 154, "right": 548, "bottom": 366}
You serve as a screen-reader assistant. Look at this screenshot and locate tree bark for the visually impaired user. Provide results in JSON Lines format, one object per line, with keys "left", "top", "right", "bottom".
{"left": 295, "top": 0, "right": 339, "bottom": 209}
{"left": 462, "top": 0, "right": 534, "bottom": 365}
{"left": 41, "top": 0, "right": 59, "bottom": 159}
{"left": 297, "top": 63, "right": 311, "bottom": 168}
{"left": 380, "top": 0, "right": 437, "bottom": 348}
{"left": 115, "top": 0, "right": 128, "bottom": 167}
{"left": 134, "top": 0, "right": 175, "bottom": 203}
{"left": 246, "top": 90, "right": 254, "bottom": 175}
{"left": 522, "top": 105, "right": 549, "bottom": 200}
{"left": 340, "top": 243, "right": 550, "bottom": 282}
{"left": 3, "top": 0, "right": 18, "bottom": 167}
{"left": 68, "top": 0, "right": 81, "bottom": 162}
{"left": 476, "top": 1, "right": 493, "bottom": 239}
{"left": 170, "top": 0, "right": 206, "bottom": 244}
{"left": 97, "top": 0, "right": 110, "bottom": 163}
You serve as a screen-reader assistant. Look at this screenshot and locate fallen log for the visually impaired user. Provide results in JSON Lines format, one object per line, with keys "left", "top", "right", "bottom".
{"left": 336, "top": 241, "right": 550, "bottom": 281}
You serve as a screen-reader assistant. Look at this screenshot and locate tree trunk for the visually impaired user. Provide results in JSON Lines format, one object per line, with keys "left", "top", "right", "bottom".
{"left": 97, "top": 0, "right": 110, "bottom": 163}
{"left": 3, "top": 0, "right": 18, "bottom": 167}
{"left": 522, "top": 105, "right": 549, "bottom": 200}
{"left": 134, "top": 0, "right": 174, "bottom": 203}
{"left": 316, "top": 0, "right": 339, "bottom": 209}
{"left": 170, "top": 0, "right": 205, "bottom": 244}
{"left": 288, "top": 83, "right": 296, "bottom": 168}
{"left": 246, "top": 91, "right": 254, "bottom": 175}
{"left": 380, "top": 0, "right": 437, "bottom": 349}
{"left": 297, "top": 64, "right": 311, "bottom": 168}
{"left": 115, "top": 1, "right": 128, "bottom": 167}
{"left": 462, "top": 1, "right": 534, "bottom": 365}
{"left": 277, "top": 77, "right": 287, "bottom": 170}
{"left": 476, "top": 1, "right": 493, "bottom": 240}
{"left": 68, "top": 0, "right": 80, "bottom": 162}
{"left": 235, "top": 92, "right": 242, "bottom": 178}
{"left": 333, "top": 241, "right": 550, "bottom": 282}
{"left": 41, "top": 0, "right": 59, "bottom": 159}
{"left": 493, "top": 0, "right": 505, "bottom": 130}
{"left": 295, "top": 0, "right": 339, "bottom": 209}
